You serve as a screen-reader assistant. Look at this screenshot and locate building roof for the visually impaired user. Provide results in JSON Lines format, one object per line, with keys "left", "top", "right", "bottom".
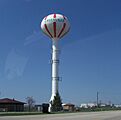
{"left": 63, "top": 103, "right": 75, "bottom": 106}
{"left": 0, "top": 98, "right": 26, "bottom": 104}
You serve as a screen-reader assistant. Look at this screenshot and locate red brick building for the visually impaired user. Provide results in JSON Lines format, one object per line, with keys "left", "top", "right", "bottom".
{"left": 0, "top": 98, "right": 25, "bottom": 112}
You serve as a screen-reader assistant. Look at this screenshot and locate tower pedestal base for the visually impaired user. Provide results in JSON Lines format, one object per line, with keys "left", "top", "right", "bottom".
{"left": 48, "top": 94, "right": 55, "bottom": 112}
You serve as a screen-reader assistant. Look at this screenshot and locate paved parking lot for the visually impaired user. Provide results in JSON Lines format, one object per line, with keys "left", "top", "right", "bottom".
{"left": 1, "top": 111, "right": 121, "bottom": 120}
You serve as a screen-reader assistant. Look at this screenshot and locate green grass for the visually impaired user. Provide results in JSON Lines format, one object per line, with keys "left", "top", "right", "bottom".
{"left": 0, "top": 108, "right": 121, "bottom": 116}
{"left": 0, "top": 112, "right": 44, "bottom": 116}
{"left": 79, "top": 107, "right": 121, "bottom": 112}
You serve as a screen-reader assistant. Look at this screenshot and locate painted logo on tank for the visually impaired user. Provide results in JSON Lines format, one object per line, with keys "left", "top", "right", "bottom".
{"left": 44, "top": 18, "right": 64, "bottom": 23}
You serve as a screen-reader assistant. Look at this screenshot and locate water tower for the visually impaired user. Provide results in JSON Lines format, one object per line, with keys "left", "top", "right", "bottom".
{"left": 41, "top": 13, "right": 70, "bottom": 112}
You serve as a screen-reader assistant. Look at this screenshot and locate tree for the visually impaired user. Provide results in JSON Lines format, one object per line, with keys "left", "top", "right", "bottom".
{"left": 51, "top": 92, "right": 63, "bottom": 112}
{"left": 26, "top": 96, "right": 35, "bottom": 112}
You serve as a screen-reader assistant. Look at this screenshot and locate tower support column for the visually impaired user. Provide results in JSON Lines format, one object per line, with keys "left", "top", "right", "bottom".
{"left": 49, "top": 40, "right": 60, "bottom": 112}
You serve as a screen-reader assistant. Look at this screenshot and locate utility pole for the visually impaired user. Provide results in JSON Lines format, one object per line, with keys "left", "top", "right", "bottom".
{"left": 97, "top": 92, "right": 99, "bottom": 107}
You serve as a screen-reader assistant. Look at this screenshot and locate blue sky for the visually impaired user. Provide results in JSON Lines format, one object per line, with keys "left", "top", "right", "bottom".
{"left": 0, "top": 0, "right": 121, "bottom": 105}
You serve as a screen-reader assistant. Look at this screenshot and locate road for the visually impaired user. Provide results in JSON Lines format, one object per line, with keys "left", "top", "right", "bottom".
{"left": 1, "top": 111, "right": 121, "bottom": 120}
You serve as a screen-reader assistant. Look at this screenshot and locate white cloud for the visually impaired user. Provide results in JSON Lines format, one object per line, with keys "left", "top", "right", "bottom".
{"left": 4, "top": 49, "right": 28, "bottom": 80}
{"left": 24, "top": 31, "right": 42, "bottom": 46}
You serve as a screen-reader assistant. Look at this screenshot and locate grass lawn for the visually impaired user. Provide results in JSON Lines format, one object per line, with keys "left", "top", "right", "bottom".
{"left": 0, "top": 112, "right": 44, "bottom": 116}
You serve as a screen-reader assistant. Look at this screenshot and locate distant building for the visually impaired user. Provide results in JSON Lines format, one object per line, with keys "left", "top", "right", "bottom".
{"left": 87, "top": 103, "right": 96, "bottom": 108}
{"left": 35, "top": 105, "right": 42, "bottom": 112}
{"left": 114, "top": 104, "right": 121, "bottom": 108}
{"left": 62, "top": 103, "right": 75, "bottom": 111}
{"left": 80, "top": 103, "right": 88, "bottom": 108}
{"left": 100, "top": 103, "right": 106, "bottom": 107}
{"left": 0, "top": 98, "right": 25, "bottom": 112}
{"left": 80, "top": 103, "right": 96, "bottom": 108}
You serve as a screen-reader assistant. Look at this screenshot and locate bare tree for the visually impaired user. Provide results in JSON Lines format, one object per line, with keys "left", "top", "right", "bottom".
{"left": 26, "top": 96, "right": 35, "bottom": 112}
